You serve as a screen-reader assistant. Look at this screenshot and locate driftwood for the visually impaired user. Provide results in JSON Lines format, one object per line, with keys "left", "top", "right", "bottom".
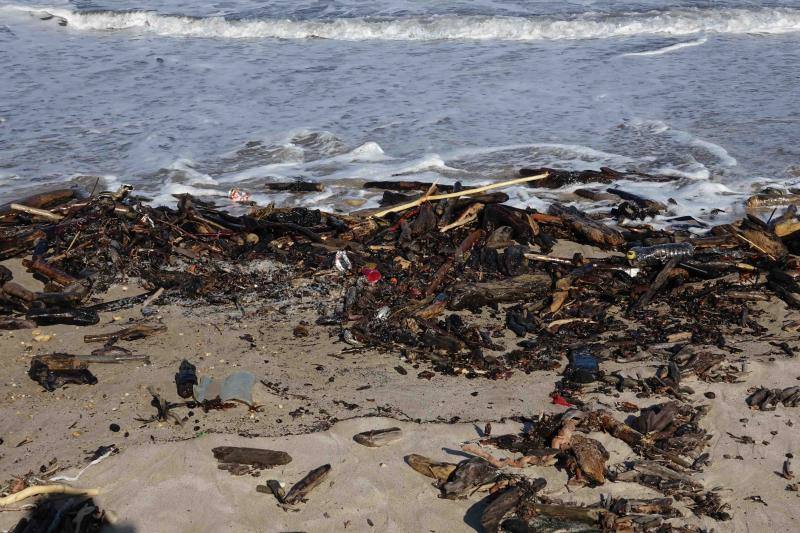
{"left": 371, "top": 173, "right": 548, "bottom": 218}
{"left": 0, "top": 485, "right": 99, "bottom": 507}
{"left": 353, "top": 427, "right": 403, "bottom": 447}
{"left": 427, "top": 229, "right": 484, "bottom": 296}
{"left": 633, "top": 256, "right": 681, "bottom": 309}
{"left": 212, "top": 447, "right": 292, "bottom": 468}
{"left": 448, "top": 273, "right": 551, "bottom": 311}
{"left": 607, "top": 188, "right": 667, "bottom": 213}
{"left": 405, "top": 454, "right": 458, "bottom": 481}
{"left": 548, "top": 203, "right": 625, "bottom": 247}
{"left": 0, "top": 189, "right": 76, "bottom": 222}
{"left": 283, "top": 464, "right": 331, "bottom": 505}
{"left": 365, "top": 180, "right": 455, "bottom": 193}
{"left": 23, "top": 259, "right": 78, "bottom": 287}
{"left": 83, "top": 324, "right": 166, "bottom": 344}
{"left": 265, "top": 181, "right": 324, "bottom": 192}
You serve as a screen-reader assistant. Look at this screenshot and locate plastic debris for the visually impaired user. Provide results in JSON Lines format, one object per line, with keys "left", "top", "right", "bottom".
{"left": 194, "top": 371, "right": 256, "bottom": 406}
{"left": 627, "top": 242, "right": 695, "bottom": 265}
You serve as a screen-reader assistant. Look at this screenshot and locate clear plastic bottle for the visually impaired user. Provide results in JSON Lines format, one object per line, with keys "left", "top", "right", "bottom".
{"left": 626, "top": 242, "right": 694, "bottom": 265}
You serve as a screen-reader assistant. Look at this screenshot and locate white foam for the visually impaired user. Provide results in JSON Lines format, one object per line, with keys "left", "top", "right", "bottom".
{"left": 631, "top": 119, "right": 738, "bottom": 167}
{"left": 622, "top": 36, "right": 708, "bottom": 57}
{"left": 5, "top": 5, "right": 800, "bottom": 41}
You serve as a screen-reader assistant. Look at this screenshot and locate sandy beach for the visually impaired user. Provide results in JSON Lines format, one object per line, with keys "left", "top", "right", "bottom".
{"left": 2, "top": 246, "right": 800, "bottom": 532}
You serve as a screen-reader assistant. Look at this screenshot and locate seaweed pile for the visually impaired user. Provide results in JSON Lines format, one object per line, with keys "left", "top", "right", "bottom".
{"left": 3, "top": 167, "right": 800, "bottom": 530}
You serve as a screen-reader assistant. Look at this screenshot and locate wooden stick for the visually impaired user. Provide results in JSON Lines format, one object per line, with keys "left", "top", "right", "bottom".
{"left": 371, "top": 172, "right": 548, "bottom": 218}
{"left": 0, "top": 485, "right": 99, "bottom": 506}
{"left": 440, "top": 203, "right": 484, "bottom": 233}
{"left": 10, "top": 204, "right": 63, "bottom": 222}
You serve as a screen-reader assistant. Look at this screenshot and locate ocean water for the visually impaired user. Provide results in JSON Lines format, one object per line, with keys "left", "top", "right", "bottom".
{"left": 1, "top": 1, "right": 799, "bottom": 223}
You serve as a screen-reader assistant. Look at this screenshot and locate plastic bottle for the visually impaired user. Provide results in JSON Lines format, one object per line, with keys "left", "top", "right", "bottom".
{"left": 626, "top": 242, "right": 694, "bottom": 265}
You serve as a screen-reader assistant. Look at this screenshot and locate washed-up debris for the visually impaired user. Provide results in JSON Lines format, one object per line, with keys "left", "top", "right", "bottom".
{"left": 28, "top": 353, "right": 97, "bottom": 391}
{"left": 2, "top": 167, "right": 800, "bottom": 528}
{"left": 0, "top": 485, "right": 99, "bottom": 507}
{"left": 405, "top": 454, "right": 458, "bottom": 482}
{"left": 281, "top": 464, "right": 331, "bottom": 506}
{"left": 83, "top": 323, "right": 166, "bottom": 343}
{"left": 213, "top": 446, "right": 292, "bottom": 476}
{"left": 50, "top": 445, "right": 118, "bottom": 483}
{"left": 194, "top": 371, "right": 257, "bottom": 407}
{"left": 407, "top": 399, "right": 727, "bottom": 530}
{"left": 353, "top": 427, "right": 403, "bottom": 447}
{"left": 175, "top": 359, "right": 198, "bottom": 399}
{"left": 746, "top": 386, "right": 800, "bottom": 410}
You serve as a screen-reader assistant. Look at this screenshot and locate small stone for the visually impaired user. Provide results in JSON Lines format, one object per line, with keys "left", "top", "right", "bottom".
{"left": 705, "top": 391, "right": 716, "bottom": 399}
{"left": 109, "top": 423, "right": 120, "bottom": 432}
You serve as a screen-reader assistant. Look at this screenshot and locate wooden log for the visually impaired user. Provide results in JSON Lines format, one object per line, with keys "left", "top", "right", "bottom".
{"left": 22, "top": 259, "right": 77, "bottom": 287}
{"left": 480, "top": 486, "right": 522, "bottom": 533}
{"left": 448, "top": 274, "right": 551, "bottom": 311}
{"left": 372, "top": 173, "right": 549, "bottom": 218}
{"left": 265, "top": 181, "right": 324, "bottom": 192}
{"left": 0, "top": 318, "right": 37, "bottom": 330}
{"left": 0, "top": 189, "right": 76, "bottom": 222}
{"left": 547, "top": 203, "right": 625, "bottom": 248}
{"left": 212, "top": 447, "right": 292, "bottom": 468}
{"left": 283, "top": 464, "right": 331, "bottom": 505}
{"left": 2, "top": 282, "right": 35, "bottom": 302}
{"left": 364, "top": 181, "right": 454, "bottom": 193}
{"left": 83, "top": 324, "right": 166, "bottom": 344}
{"left": 606, "top": 188, "right": 667, "bottom": 213}
{"left": 9, "top": 204, "right": 63, "bottom": 221}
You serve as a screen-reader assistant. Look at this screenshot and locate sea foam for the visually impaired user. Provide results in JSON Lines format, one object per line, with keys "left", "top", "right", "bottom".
{"left": 5, "top": 5, "right": 800, "bottom": 41}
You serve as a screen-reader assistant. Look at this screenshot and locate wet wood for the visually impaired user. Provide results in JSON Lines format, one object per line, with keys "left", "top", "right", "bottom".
{"left": 426, "top": 229, "right": 484, "bottom": 296}
{"left": 265, "top": 181, "right": 324, "bottom": 192}
{"left": 364, "top": 180, "right": 455, "bottom": 193}
{"left": 548, "top": 203, "right": 625, "bottom": 247}
{"left": 22, "top": 259, "right": 78, "bottom": 287}
{"left": 0, "top": 189, "right": 76, "bottom": 222}
{"left": 448, "top": 273, "right": 551, "bottom": 311}
{"left": 634, "top": 256, "right": 681, "bottom": 309}
{"left": 0, "top": 317, "right": 37, "bottom": 330}
{"left": 372, "top": 173, "right": 549, "bottom": 218}
{"left": 606, "top": 188, "right": 667, "bottom": 213}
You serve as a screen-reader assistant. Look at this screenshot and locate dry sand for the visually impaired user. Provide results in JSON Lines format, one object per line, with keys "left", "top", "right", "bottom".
{"left": 2, "top": 257, "right": 800, "bottom": 532}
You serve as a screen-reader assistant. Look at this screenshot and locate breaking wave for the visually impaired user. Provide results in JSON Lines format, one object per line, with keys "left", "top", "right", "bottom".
{"left": 5, "top": 5, "right": 800, "bottom": 41}
{"left": 622, "top": 36, "right": 708, "bottom": 57}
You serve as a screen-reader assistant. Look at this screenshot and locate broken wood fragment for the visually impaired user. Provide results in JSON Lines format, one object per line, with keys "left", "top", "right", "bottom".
{"left": 212, "top": 447, "right": 292, "bottom": 468}
{"left": 283, "top": 464, "right": 331, "bottom": 505}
